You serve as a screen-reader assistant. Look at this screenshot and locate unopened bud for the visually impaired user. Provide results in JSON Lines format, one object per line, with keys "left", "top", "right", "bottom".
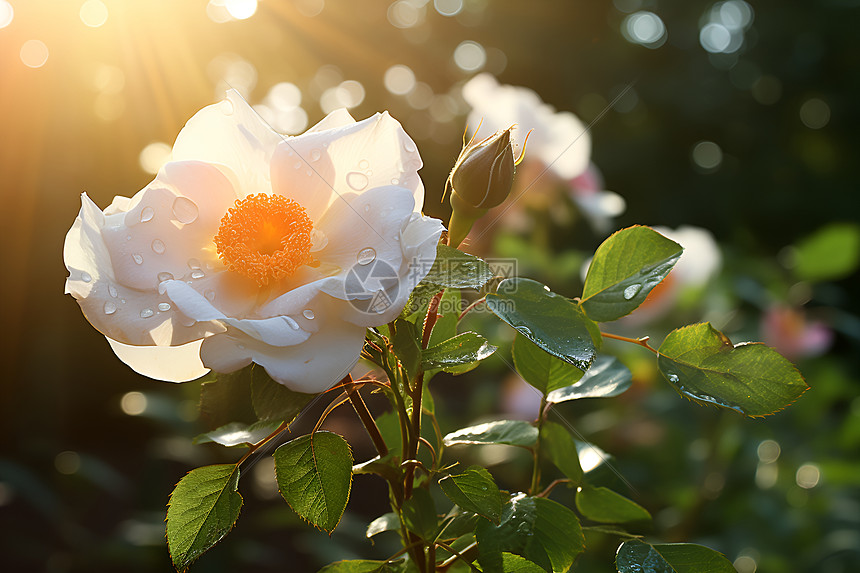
{"left": 446, "top": 127, "right": 517, "bottom": 248}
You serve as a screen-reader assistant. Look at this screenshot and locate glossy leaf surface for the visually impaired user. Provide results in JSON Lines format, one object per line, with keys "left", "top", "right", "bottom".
{"left": 540, "top": 421, "right": 583, "bottom": 484}
{"left": 513, "top": 333, "right": 584, "bottom": 394}
{"left": 422, "top": 244, "right": 497, "bottom": 289}
{"left": 422, "top": 332, "right": 497, "bottom": 371}
{"left": 444, "top": 420, "right": 538, "bottom": 448}
{"left": 616, "top": 540, "right": 734, "bottom": 573}
{"left": 575, "top": 486, "right": 650, "bottom": 524}
{"left": 439, "top": 466, "right": 502, "bottom": 524}
{"left": 547, "top": 355, "right": 632, "bottom": 403}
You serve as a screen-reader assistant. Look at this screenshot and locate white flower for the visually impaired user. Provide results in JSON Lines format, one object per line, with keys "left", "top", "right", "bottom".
{"left": 64, "top": 90, "right": 444, "bottom": 393}
{"left": 462, "top": 73, "right": 624, "bottom": 232}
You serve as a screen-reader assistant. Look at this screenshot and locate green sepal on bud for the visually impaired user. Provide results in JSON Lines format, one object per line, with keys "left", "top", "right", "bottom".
{"left": 447, "top": 126, "right": 517, "bottom": 248}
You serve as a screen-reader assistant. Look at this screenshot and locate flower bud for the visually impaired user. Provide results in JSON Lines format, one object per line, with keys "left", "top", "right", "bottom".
{"left": 447, "top": 127, "right": 516, "bottom": 248}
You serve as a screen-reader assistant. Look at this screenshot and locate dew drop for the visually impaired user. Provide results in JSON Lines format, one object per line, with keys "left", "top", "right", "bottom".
{"left": 302, "top": 309, "right": 315, "bottom": 320}
{"left": 191, "top": 270, "right": 205, "bottom": 280}
{"left": 103, "top": 301, "right": 117, "bottom": 315}
{"left": 363, "top": 204, "right": 371, "bottom": 212}
{"left": 205, "top": 289, "right": 216, "bottom": 301}
{"left": 310, "top": 149, "right": 322, "bottom": 162}
{"left": 140, "top": 206, "right": 155, "bottom": 223}
{"left": 356, "top": 247, "right": 377, "bottom": 265}
{"left": 151, "top": 239, "right": 165, "bottom": 254}
{"left": 306, "top": 169, "right": 313, "bottom": 177}
{"left": 132, "top": 253, "right": 144, "bottom": 265}
{"left": 108, "top": 284, "right": 118, "bottom": 298}
{"left": 157, "top": 271, "right": 174, "bottom": 283}
{"left": 358, "top": 159, "right": 370, "bottom": 170}
{"left": 81, "top": 271, "right": 92, "bottom": 283}
{"left": 125, "top": 235, "right": 132, "bottom": 241}
{"left": 346, "top": 171, "right": 369, "bottom": 191}
{"left": 158, "top": 302, "right": 171, "bottom": 312}
{"left": 172, "top": 196, "right": 199, "bottom": 224}
{"left": 187, "top": 258, "right": 202, "bottom": 269}
{"left": 404, "top": 140, "right": 416, "bottom": 153}
{"left": 518, "top": 326, "right": 533, "bottom": 337}
{"left": 294, "top": 161, "right": 302, "bottom": 170}
{"left": 391, "top": 177, "right": 400, "bottom": 185}
{"left": 139, "top": 308, "right": 154, "bottom": 319}
{"left": 623, "top": 284, "right": 642, "bottom": 300}
{"left": 284, "top": 316, "right": 300, "bottom": 330}
{"left": 668, "top": 373, "right": 680, "bottom": 383}
{"left": 220, "top": 98, "right": 234, "bottom": 115}
{"left": 310, "top": 228, "right": 328, "bottom": 251}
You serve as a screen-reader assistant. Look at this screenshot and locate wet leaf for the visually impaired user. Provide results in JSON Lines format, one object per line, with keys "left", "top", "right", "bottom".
{"left": 616, "top": 540, "right": 734, "bottom": 573}
{"left": 444, "top": 420, "right": 538, "bottom": 448}
{"left": 575, "top": 486, "right": 650, "bottom": 524}
{"left": 422, "top": 244, "right": 497, "bottom": 290}
{"left": 657, "top": 323, "right": 808, "bottom": 416}
{"left": 317, "top": 560, "right": 401, "bottom": 573}
{"left": 366, "top": 512, "right": 400, "bottom": 539}
{"left": 166, "top": 464, "right": 242, "bottom": 572}
{"left": 422, "top": 332, "right": 497, "bottom": 371}
{"left": 274, "top": 431, "right": 353, "bottom": 533}
{"left": 486, "top": 278, "right": 600, "bottom": 371}
{"left": 581, "top": 226, "right": 682, "bottom": 323}
{"left": 439, "top": 466, "right": 503, "bottom": 524}
{"left": 193, "top": 419, "right": 281, "bottom": 447}
{"left": 513, "top": 333, "right": 584, "bottom": 394}
{"left": 547, "top": 355, "right": 632, "bottom": 403}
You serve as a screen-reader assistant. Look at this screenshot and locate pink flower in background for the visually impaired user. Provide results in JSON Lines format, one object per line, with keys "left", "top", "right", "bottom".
{"left": 64, "top": 90, "right": 443, "bottom": 392}
{"left": 762, "top": 306, "right": 833, "bottom": 361}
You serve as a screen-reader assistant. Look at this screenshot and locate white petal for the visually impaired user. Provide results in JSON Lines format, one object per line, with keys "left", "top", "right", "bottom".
{"left": 200, "top": 318, "right": 366, "bottom": 393}
{"left": 107, "top": 337, "right": 208, "bottom": 382}
{"left": 64, "top": 193, "right": 219, "bottom": 346}
{"left": 101, "top": 161, "right": 237, "bottom": 291}
{"left": 307, "top": 108, "right": 356, "bottom": 132}
{"left": 172, "top": 90, "right": 281, "bottom": 197}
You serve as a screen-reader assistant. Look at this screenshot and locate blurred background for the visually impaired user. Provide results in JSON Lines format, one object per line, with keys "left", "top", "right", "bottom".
{"left": 1, "top": 0, "right": 858, "bottom": 571}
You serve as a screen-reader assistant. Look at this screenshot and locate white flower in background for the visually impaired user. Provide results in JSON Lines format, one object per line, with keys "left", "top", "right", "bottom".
{"left": 461, "top": 73, "right": 624, "bottom": 232}
{"left": 64, "top": 90, "right": 444, "bottom": 392}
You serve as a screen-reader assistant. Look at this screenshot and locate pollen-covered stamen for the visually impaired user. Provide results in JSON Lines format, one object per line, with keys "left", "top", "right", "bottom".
{"left": 214, "top": 193, "right": 315, "bottom": 286}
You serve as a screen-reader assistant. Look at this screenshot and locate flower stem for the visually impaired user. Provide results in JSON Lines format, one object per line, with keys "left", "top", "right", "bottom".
{"left": 529, "top": 394, "right": 548, "bottom": 495}
{"left": 601, "top": 331, "right": 659, "bottom": 354}
{"left": 343, "top": 375, "right": 389, "bottom": 458}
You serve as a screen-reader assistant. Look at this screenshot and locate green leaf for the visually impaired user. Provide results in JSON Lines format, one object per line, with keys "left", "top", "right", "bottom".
{"left": 199, "top": 368, "right": 256, "bottom": 428}
{"left": 576, "top": 486, "right": 650, "bottom": 524}
{"left": 476, "top": 494, "right": 584, "bottom": 573}
{"left": 581, "top": 226, "right": 683, "bottom": 322}
{"left": 423, "top": 244, "right": 497, "bottom": 289}
{"left": 401, "top": 487, "right": 437, "bottom": 540}
{"left": 439, "top": 466, "right": 503, "bottom": 524}
{"left": 792, "top": 222, "right": 860, "bottom": 281}
{"left": 513, "top": 333, "right": 584, "bottom": 394}
{"left": 318, "top": 560, "right": 400, "bottom": 573}
{"left": 366, "top": 512, "right": 400, "bottom": 539}
{"left": 657, "top": 322, "right": 808, "bottom": 416}
{"left": 392, "top": 319, "right": 422, "bottom": 384}
{"left": 616, "top": 540, "right": 734, "bottom": 573}
{"left": 193, "top": 419, "right": 281, "bottom": 447}
{"left": 166, "top": 464, "right": 243, "bottom": 572}
{"left": 423, "top": 332, "right": 497, "bottom": 371}
{"left": 486, "top": 278, "right": 600, "bottom": 371}
{"left": 274, "top": 431, "right": 353, "bottom": 533}
{"left": 250, "top": 365, "right": 315, "bottom": 422}
{"left": 547, "top": 355, "right": 632, "bottom": 403}
{"left": 475, "top": 553, "right": 546, "bottom": 572}
{"left": 540, "top": 421, "right": 583, "bottom": 484}
{"left": 444, "top": 420, "right": 538, "bottom": 448}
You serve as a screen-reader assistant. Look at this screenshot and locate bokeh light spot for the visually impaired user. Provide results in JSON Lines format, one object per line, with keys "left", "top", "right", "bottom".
{"left": 120, "top": 391, "right": 148, "bottom": 415}
{"left": 733, "top": 555, "right": 757, "bottom": 573}
{"left": 434, "top": 0, "right": 463, "bottom": 17}
{"left": 0, "top": 1, "right": 13, "bottom": 29}
{"left": 139, "top": 143, "right": 172, "bottom": 175}
{"left": 80, "top": 0, "right": 108, "bottom": 28}
{"left": 93, "top": 64, "right": 125, "bottom": 94}
{"left": 384, "top": 64, "right": 416, "bottom": 95}
{"left": 225, "top": 0, "right": 257, "bottom": 20}
{"left": 795, "top": 463, "right": 820, "bottom": 489}
{"left": 453, "top": 41, "right": 486, "bottom": 72}
{"left": 622, "top": 11, "right": 667, "bottom": 48}
{"left": 691, "top": 140, "right": 723, "bottom": 171}
{"left": 55, "top": 451, "right": 81, "bottom": 475}
{"left": 700, "top": 23, "right": 732, "bottom": 53}
{"left": 799, "top": 98, "right": 830, "bottom": 129}
{"left": 388, "top": 1, "right": 423, "bottom": 28}
{"left": 20, "top": 39, "right": 49, "bottom": 68}
{"left": 295, "top": 0, "right": 325, "bottom": 18}
{"left": 757, "top": 439, "right": 781, "bottom": 463}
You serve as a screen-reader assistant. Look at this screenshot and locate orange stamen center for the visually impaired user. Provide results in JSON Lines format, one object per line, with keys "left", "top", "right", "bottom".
{"left": 214, "top": 193, "right": 314, "bottom": 286}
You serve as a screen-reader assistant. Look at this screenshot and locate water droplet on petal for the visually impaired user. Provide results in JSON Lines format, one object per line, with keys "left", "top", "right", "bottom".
{"left": 126, "top": 235, "right": 132, "bottom": 241}
{"left": 187, "top": 258, "right": 201, "bottom": 269}
{"left": 284, "top": 316, "right": 300, "bottom": 330}
{"left": 140, "top": 308, "right": 154, "bottom": 319}
{"left": 157, "top": 271, "right": 174, "bottom": 283}
{"left": 220, "top": 98, "right": 233, "bottom": 115}
{"left": 668, "top": 373, "right": 680, "bottom": 383}
{"left": 294, "top": 161, "right": 302, "bottom": 170}
{"left": 205, "top": 289, "right": 216, "bottom": 301}
{"left": 81, "top": 271, "right": 92, "bottom": 283}
{"left": 108, "top": 284, "right": 118, "bottom": 298}
{"left": 172, "top": 196, "right": 199, "bottom": 224}
{"left": 358, "top": 159, "right": 369, "bottom": 170}
{"left": 103, "top": 301, "right": 117, "bottom": 315}
{"left": 363, "top": 204, "right": 371, "bottom": 212}
{"left": 132, "top": 253, "right": 144, "bottom": 265}
{"left": 404, "top": 140, "right": 416, "bottom": 153}
{"left": 310, "top": 228, "right": 328, "bottom": 251}
{"left": 302, "top": 309, "right": 315, "bottom": 320}
{"left": 140, "top": 206, "right": 154, "bottom": 222}
{"left": 151, "top": 239, "right": 165, "bottom": 254}
{"left": 356, "top": 247, "right": 376, "bottom": 265}
{"left": 391, "top": 177, "right": 400, "bottom": 185}
{"left": 623, "top": 284, "right": 642, "bottom": 300}
{"left": 346, "top": 171, "right": 369, "bottom": 191}
{"left": 310, "top": 149, "right": 321, "bottom": 162}
{"left": 191, "top": 270, "right": 205, "bottom": 280}
{"left": 158, "top": 302, "right": 171, "bottom": 311}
